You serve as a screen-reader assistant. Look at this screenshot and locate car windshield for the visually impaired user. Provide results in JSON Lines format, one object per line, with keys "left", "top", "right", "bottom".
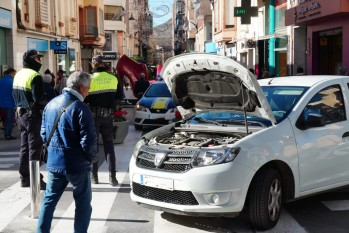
{"left": 189, "top": 86, "right": 308, "bottom": 126}
{"left": 144, "top": 83, "right": 172, "bottom": 97}
{"left": 261, "top": 86, "right": 308, "bottom": 122}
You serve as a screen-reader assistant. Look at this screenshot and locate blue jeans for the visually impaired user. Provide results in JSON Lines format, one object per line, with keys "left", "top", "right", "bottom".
{"left": 37, "top": 171, "right": 92, "bottom": 233}
{"left": 3, "top": 108, "right": 15, "bottom": 137}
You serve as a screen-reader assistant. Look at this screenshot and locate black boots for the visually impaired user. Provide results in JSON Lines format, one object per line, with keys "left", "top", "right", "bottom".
{"left": 91, "top": 172, "right": 118, "bottom": 186}
{"left": 91, "top": 173, "right": 99, "bottom": 184}
{"left": 109, "top": 172, "right": 118, "bottom": 186}
{"left": 20, "top": 178, "right": 46, "bottom": 190}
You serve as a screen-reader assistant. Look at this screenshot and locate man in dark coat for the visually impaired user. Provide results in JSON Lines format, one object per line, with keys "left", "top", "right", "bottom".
{"left": 134, "top": 73, "right": 150, "bottom": 99}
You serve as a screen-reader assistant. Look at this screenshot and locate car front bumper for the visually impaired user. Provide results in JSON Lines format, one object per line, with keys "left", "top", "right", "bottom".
{"left": 129, "top": 155, "right": 254, "bottom": 215}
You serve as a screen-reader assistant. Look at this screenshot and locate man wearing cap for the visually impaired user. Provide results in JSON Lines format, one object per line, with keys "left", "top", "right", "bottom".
{"left": 13, "top": 49, "right": 48, "bottom": 189}
{"left": 84, "top": 55, "right": 119, "bottom": 186}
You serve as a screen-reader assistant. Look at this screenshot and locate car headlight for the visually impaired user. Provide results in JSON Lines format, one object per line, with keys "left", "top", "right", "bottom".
{"left": 191, "top": 147, "right": 240, "bottom": 167}
{"left": 135, "top": 102, "right": 147, "bottom": 112}
{"left": 133, "top": 139, "right": 145, "bottom": 158}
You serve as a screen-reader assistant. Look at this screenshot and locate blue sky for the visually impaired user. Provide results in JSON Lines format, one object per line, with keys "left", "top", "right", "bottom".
{"left": 148, "top": 0, "right": 173, "bottom": 27}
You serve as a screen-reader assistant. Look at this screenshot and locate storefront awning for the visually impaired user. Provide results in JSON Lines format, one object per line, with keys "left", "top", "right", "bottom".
{"left": 258, "top": 34, "right": 287, "bottom": 40}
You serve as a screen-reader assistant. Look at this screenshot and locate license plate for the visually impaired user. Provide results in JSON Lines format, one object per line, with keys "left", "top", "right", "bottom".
{"left": 140, "top": 175, "right": 173, "bottom": 191}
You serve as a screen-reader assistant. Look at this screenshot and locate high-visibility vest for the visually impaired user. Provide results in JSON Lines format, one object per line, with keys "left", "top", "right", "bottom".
{"left": 13, "top": 68, "right": 40, "bottom": 91}
{"left": 89, "top": 71, "right": 118, "bottom": 94}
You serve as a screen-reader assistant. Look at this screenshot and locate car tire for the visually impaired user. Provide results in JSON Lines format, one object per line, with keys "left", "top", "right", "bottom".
{"left": 248, "top": 169, "right": 282, "bottom": 230}
{"left": 135, "top": 125, "right": 143, "bottom": 130}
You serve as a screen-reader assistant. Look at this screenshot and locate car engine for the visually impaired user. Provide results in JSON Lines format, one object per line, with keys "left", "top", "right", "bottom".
{"left": 155, "top": 131, "right": 244, "bottom": 147}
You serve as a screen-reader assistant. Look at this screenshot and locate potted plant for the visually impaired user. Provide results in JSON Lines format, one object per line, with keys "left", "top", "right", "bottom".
{"left": 112, "top": 109, "right": 129, "bottom": 144}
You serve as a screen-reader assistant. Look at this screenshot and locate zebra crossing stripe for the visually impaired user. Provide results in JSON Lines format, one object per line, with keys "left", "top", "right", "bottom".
{"left": 0, "top": 182, "right": 32, "bottom": 232}
{"left": 51, "top": 161, "right": 128, "bottom": 233}
{"left": 322, "top": 200, "right": 349, "bottom": 211}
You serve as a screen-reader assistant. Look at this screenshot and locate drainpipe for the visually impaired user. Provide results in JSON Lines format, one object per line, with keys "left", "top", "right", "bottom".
{"left": 269, "top": 0, "right": 275, "bottom": 76}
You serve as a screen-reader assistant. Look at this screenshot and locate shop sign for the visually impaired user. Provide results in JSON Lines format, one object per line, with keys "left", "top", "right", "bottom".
{"left": 102, "top": 52, "right": 118, "bottom": 60}
{"left": 234, "top": 0, "right": 258, "bottom": 24}
{"left": 50, "top": 40, "right": 68, "bottom": 54}
{"left": 0, "top": 8, "right": 12, "bottom": 29}
{"left": 27, "top": 38, "right": 48, "bottom": 51}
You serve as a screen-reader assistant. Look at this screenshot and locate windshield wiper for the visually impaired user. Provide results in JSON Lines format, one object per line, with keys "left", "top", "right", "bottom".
{"left": 218, "top": 120, "right": 266, "bottom": 127}
{"left": 194, "top": 117, "right": 224, "bottom": 126}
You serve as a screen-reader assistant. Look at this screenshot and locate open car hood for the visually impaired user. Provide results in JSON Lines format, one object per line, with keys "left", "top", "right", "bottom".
{"left": 161, "top": 53, "right": 276, "bottom": 125}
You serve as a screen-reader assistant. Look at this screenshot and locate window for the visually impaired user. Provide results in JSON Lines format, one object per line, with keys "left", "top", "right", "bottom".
{"left": 99, "top": 8, "right": 104, "bottom": 34}
{"left": 104, "top": 5, "right": 123, "bottom": 20}
{"left": 104, "top": 32, "right": 112, "bottom": 51}
{"left": 303, "top": 85, "right": 346, "bottom": 124}
{"left": 85, "top": 7, "right": 97, "bottom": 35}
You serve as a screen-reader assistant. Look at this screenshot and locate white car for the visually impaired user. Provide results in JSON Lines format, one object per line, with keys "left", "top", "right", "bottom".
{"left": 129, "top": 53, "right": 349, "bottom": 230}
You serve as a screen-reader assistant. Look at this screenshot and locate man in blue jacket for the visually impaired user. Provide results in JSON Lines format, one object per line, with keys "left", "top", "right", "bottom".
{"left": 0, "top": 68, "right": 17, "bottom": 140}
{"left": 36, "top": 71, "right": 98, "bottom": 233}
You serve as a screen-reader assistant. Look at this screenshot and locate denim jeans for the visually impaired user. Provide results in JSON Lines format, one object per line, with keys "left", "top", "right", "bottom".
{"left": 36, "top": 171, "right": 92, "bottom": 233}
{"left": 3, "top": 108, "right": 15, "bottom": 137}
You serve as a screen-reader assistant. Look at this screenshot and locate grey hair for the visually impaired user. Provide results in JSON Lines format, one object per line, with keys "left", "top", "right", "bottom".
{"left": 43, "top": 74, "right": 52, "bottom": 83}
{"left": 66, "top": 71, "right": 91, "bottom": 90}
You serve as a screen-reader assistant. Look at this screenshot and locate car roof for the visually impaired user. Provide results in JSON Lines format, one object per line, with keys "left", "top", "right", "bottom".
{"left": 258, "top": 75, "right": 346, "bottom": 87}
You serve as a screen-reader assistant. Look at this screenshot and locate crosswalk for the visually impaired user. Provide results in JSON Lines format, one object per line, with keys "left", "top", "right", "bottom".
{"left": 0, "top": 151, "right": 19, "bottom": 168}
{"left": 2, "top": 128, "right": 349, "bottom": 232}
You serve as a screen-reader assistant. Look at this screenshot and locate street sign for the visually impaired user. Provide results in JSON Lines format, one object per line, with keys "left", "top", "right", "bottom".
{"left": 234, "top": 0, "right": 258, "bottom": 24}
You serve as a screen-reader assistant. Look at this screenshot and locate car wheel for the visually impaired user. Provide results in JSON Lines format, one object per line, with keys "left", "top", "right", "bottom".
{"left": 248, "top": 169, "right": 282, "bottom": 230}
{"left": 135, "top": 125, "right": 143, "bottom": 130}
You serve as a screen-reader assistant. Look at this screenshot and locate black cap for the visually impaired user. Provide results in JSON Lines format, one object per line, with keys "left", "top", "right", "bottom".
{"left": 92, "top": 55, "right": 104, "bottom": 63}
{"left": 23, "top": 49, "right": 44, "bottom": 61}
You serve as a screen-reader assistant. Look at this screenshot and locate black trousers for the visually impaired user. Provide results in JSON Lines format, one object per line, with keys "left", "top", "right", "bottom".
{"left": 91, "top": 116, "right": 116, "bottom": 174}
{"left": 18, "top": 112, "right": 43, "bottom": 181}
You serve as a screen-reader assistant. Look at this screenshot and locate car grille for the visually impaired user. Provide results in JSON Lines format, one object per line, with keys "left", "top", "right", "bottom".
{"left": 132, "top": 182, "right": 199, "bottom": 205}
{"left": 149, "top": 109, "right": 168, "bottom": 113}
{"left": 136, "top": 147, "right": 197, "bottom": 172}
{"left": 143, "top": 119, "right": 169, "bottom": 125}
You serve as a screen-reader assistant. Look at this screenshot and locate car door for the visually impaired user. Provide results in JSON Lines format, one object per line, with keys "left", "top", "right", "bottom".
{"left": 293, "top": 83, "right": 349, "bottom": 193}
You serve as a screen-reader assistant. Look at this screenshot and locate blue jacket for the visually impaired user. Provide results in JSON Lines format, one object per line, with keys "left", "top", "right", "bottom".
{"left": 0, "top": 75, "right": 15, "bottom": 108}
{"left": 41, "top": 89, "right": 98, "bottom": 175}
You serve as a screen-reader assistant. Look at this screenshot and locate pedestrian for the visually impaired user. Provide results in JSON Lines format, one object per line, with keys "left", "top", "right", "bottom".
{"left": 338, "top": 66, "right": 348, "bottom": 75}
{"left": 12, "top": 49, "right": 47, "bottom": 189}
{"left": 44, "top": 69, "right": 55, "bottom": 87}
{"left": 36, "top": 71, "right": 98, "bottom": 233}
{"left": 84, "top": 55, "right": 119, "bottom": 186}
{"left": 261, "top": 68, "right": 270, "bottom": 79}
{"left": 134, "top": 72, "right": 150, "bottom": 99}
{"left": 0, "top": 68, "right": 17, "bottom": 140}
{"left": 296, "top": 67, "right": 305, "bottom": 75}
{"left": 54, "top": 69, "right": 67, "bottom": 95}
{"left": 42, "top": 73, "right": 57, "bottom": 102}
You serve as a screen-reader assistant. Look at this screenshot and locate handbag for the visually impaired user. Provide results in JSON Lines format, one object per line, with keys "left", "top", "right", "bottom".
{"left": 41, "top": 100, "right": 75, "bottom": 163}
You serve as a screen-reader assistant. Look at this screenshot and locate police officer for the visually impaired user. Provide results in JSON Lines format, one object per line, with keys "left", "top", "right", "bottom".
{"left": 13, "top": 49, "right": 47, "bottom": 189}
{"left": 84, "top": 55, "right": 118, "bottom": 186}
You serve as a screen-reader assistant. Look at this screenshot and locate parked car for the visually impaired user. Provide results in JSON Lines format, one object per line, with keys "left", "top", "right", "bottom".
{"left": 134, "top": 81, "right": 179, "bottom": 130}
{"left": 129, "top": 53, "right": 349, "bottom": 230}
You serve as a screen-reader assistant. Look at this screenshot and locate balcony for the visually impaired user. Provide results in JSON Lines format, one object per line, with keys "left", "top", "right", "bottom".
{"left": 80, "top": 25, "right": 104, "bottom": 46}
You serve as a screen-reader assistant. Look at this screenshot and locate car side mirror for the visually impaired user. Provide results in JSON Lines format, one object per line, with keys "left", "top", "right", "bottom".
{"left": 297, "top": 113, "right": 325, "bottom": 130}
